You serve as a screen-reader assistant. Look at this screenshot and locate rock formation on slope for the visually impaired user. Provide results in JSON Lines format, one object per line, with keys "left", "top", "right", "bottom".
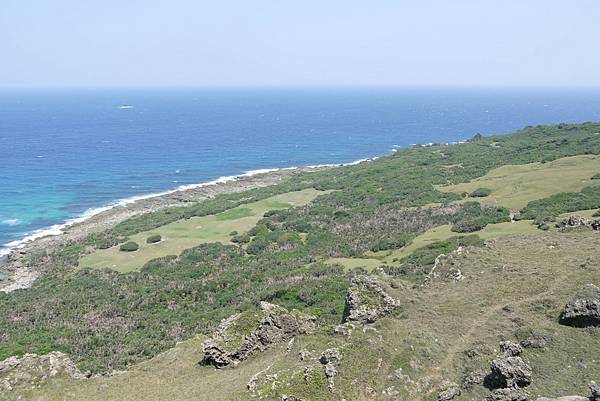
{"left": 0, "top": 352, "right": 86, "bottom": 392}
{"left": 556, "top": 216, "right": 600, "bottom": 231}
{"left": 560, "top": 284, "right": 600, "bottom": 327}
{"left": 341, "top": 276, "right": 400, "bottom": 324}
{"left": 484, "top": 341, "right": 532, "bottom": 401}
{"left": 201, "top": 301, "right": 316, "bottom": 368}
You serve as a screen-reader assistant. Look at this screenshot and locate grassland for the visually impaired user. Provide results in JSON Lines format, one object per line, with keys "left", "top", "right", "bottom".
{"left": 79, "top": 189, "right": 325, "bottom": 272}
{"left": 15, "top": 230, "right": 600, "bottom": 401}
{"left": 437, "top": 154, "right": 600, "bottom": 210}
{"left": 324, "top": 256, "right": 383, "bottom": 272}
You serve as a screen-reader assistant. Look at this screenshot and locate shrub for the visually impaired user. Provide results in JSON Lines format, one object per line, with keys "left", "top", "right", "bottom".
{"left": 229, "top": 230, "right": 238, "bottom": 236}
{"left": 451, "top": 220, "right": 484, "bottom": 233}
{"left": 146, "top": 234, "right": 161, "bottom": 244}
{"left": 119, "top": 241, "right": 139, "bottom": 252}
{"left": 469, "top": 187, "right": 492, "bottom": 197}
{"left": 592, "top": 173, "right": 600, "bottom": 180}
{"left": 231, "top": 234, "right": 251, "bottom": 244}
{"left": 592, "top": 210, "right": 600, "bottom": 217}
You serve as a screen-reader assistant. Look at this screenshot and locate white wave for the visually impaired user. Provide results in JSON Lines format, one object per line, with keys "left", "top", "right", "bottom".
{"left": 1, "top": 219, "right": 20, "bottom": 226}
{"left": 0, "top": 157, "right": 380, "bottom": 259}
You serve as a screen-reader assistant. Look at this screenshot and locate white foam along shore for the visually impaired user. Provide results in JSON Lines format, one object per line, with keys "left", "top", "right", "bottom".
{"left": 0, "top": 157, "right": 378, "bottom": 260}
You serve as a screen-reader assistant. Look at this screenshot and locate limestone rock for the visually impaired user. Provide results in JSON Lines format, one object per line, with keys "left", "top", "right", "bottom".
{"left": 556, "top": 216, "right": 600, "bottom": 231}
{"left": 486, "top": 388, "right": 529, "bottom": 401}
{"left": 342, "top": 277, "right": 400, "bottom": 324}
{"left": 520, "top": 331, "right": 549, "bottom": 349}
{"left": 319, "top": 348, "right": 341, "bottom": 365}
{"left": 202, "top": 302, "right": 316, "bottom": 368}
{"left": 438, "top": 384, "right": 461, "bottom": 401}
{"left": 560, "top": 284, "right": 600, "bottom": 327}
{"left": 0, "top": 352, "right": 86, "bottom": 391}
{"left": 590, "top": 381, "right": 600, "bottom": 401}
{"left": 485, "top": 341, "right": 532, "bottom": 392}
{"left": 319, "top": 349, "right": 341, "bottom": 393}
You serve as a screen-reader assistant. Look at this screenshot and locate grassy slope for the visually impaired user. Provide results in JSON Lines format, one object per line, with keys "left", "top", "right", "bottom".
{"left": 80, "top": 189, "right": 325, "bottom": 272}
{"left": 18, "top": 230, "right": 600, "bottom": 401}
{"left": 436, "top": 154, "right": 600, "bottom": 211}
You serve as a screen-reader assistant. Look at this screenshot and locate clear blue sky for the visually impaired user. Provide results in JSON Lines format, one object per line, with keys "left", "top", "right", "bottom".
{"left": 1, "top": 0, "right": 599, "bottom": 88}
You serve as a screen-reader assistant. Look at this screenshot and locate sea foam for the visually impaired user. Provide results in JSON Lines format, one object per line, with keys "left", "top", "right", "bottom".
{"left": 0, "top": 163, "right": 367, "bottom": 259}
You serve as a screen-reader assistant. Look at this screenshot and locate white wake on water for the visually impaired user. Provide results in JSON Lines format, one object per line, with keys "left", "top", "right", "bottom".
{"left": 0, "top": 158, "right": 375, "bottom": 259}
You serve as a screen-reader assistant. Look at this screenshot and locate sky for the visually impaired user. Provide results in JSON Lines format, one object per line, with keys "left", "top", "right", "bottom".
{"left": 1, "top": 0, "right": 599, "bottom": 88}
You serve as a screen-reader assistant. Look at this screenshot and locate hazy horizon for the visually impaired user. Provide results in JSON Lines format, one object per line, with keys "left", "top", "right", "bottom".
{"left": 1, "top": 1, "right": 599, "bottom": 88}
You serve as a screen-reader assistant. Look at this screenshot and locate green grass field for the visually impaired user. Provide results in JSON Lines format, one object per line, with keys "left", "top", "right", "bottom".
{"left": 17, "top": 231, "right": 600, "bottom": 401}
{"left": 79, "top": 189, "right": 326, "bottom": 272}
{"left": 437, "top": 155, "right": 600, "bottom": 210}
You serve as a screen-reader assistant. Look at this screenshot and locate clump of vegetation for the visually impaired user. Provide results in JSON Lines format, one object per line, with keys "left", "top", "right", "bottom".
{"left": 592, "top": 210, "right": 600, "bottom": 217}
{"left": 229, "top": 230, "right": 238, "bottom": 236}
{"left": 384, "top": 235, "right": 484, "bottom": 277}
{"left": 146, "top": 234, "right": 162, "bottom": 244}
{"left": 519, "top": 186, "right": 600, "bottom": 220}
{"left": 591, "top": 173, "right": 600, "bottom": 180}
{"left": 451, "top": 220, "right": 484, "bottom": 233}
{"left": 469, "top": 187, "right": 492, "bottom": 197}
{"left": 450, "top": 202, "right": 510, "bottom": 233}
{"left": 119, "top": 241, "right": 139, "bottom": 252}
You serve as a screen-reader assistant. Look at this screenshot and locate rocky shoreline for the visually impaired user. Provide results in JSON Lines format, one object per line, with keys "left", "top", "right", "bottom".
{"left": 0, "top": 166, "right": 327, "bottom": 292}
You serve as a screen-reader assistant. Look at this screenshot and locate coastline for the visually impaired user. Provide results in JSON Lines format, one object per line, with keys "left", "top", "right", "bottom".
{"left": 0, "top": 158, "right": 375, "bottom": 292}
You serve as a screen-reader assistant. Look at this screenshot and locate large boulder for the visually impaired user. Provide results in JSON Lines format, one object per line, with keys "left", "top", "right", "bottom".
{"left": 342, "top": 277, "right": 400, "bottom": 324}
{"left": 560, "top": 284, "right": 600, "bottom": 327}
{"left": 485, "top": 341, "right": 532, "bottom": 393}
{"left": 202, "top": 302, "right": 316, "bottom": 368}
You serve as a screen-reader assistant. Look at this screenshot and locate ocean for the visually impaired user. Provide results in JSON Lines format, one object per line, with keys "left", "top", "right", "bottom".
{"left": 2, "top": 87, "right": 600, "bottom": 257}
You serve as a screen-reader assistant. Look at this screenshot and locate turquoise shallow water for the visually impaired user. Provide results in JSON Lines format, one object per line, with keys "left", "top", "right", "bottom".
{"left": 2, "top": 87, "right": 600, "bottom": 256}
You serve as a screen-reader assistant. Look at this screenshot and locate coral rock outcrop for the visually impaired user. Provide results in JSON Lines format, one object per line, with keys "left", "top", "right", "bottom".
{"left": 202, "top": 302, "right": 316, "bottom": 368}
{"left": 560, "top": 284, "right": 600, "bottom": 327}
{"left": 341, "top": 277, "right": 400, "bottom": 324}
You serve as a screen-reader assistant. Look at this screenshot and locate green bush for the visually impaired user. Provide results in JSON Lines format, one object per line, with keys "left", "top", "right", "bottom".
{"left": 119, "top": 241, "right": 139, "bottom": 252}
{"left": 592, "top": 210, "right": 600, "bottom": 217}
{"left": 229, "top": 230, "right": 238, "bottom": 236}
{"left": 451, "top": 220, "right": 485, "bottom": 233}
{"left": 591, "top": 173, "right": 600, "bottom": 180}
{"left": 469, "top": 187, "right": 492, "bottom": 197}
{"left": 146, "top": 234, "right": 161, "bottom": 244}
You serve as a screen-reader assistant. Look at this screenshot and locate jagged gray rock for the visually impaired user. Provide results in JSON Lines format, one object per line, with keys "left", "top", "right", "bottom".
{"left": 489, "top": 341, "right": 532, "bottom": 389}
{"left": 202, "top": 302, "right": 316, "bottom": 368}
{"left": 462, "top": 369, "right": 486, "bottom": 389}
{"left": 556, "top": 216, "right": 600, "bottom": 231}
{"left": 438, "top": 385, "right": 461, "bottom": 401}
{"left": 589, "top": 381, "right": 600, "bottom": 401}
{"left": 560, "top": 284, "right": 600, "bottom": 327}
{"left": 342, "top": 277, "right": 400, "bottom": 324}
{"left": 484, "top": 341, "right": 532, "bottom": 401}
{"left": 319, "top": 348, "right": 341, "bottom": 393}
{"left": 520, "top": 331, "right": 549, "bottom": 349}
{"left": 486, "top": 388, "right": 529, "bottom": 401}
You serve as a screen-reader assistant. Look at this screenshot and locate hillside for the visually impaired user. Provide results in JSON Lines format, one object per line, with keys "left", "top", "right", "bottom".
{"left": 1, "top": 122, "right": 600, "bottom": 401}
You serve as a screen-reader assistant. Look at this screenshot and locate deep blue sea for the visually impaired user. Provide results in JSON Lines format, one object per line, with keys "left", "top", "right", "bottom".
{"left": 2, "top": 88, "right": 600, "bottom": 257}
